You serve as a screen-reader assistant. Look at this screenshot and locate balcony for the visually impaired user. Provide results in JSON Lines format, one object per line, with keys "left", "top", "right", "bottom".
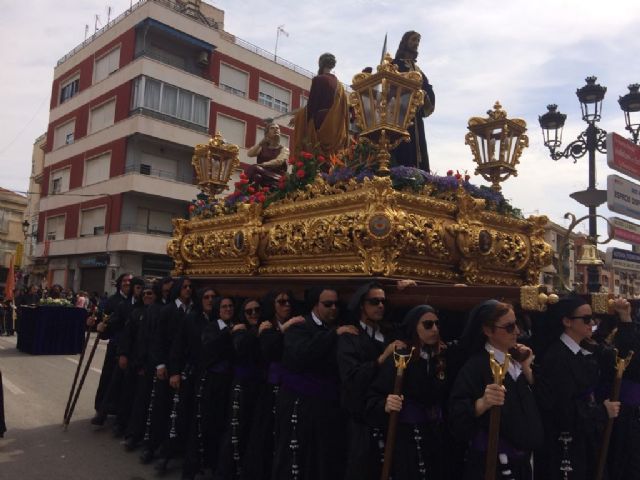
{"left": 125, "top": 163, "right": 194, "bottom": 183}
{"left": 120, "top": 223, "right": 173, "bottom": 236}
{"left": 35, "top": 231, "right": 171, "bottom": 257}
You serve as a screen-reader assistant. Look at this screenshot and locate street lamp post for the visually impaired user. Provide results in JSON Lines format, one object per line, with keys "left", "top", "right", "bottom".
{"left": 539, "top": 76, "right": 639, "bottom": 293}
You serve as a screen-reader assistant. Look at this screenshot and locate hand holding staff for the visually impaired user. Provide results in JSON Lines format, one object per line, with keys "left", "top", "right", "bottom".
{"left": 485, "top": 350, "right": 511, "bottom": 480}
{"left": 595, "top": 348, "right": 633, "bottom": 480}
{"left": 380, "top": 347, "right": 414, "bottom": 480}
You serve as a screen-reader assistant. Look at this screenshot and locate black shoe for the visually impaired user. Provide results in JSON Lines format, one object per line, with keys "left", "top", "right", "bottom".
{"left": 124, "top": 436, "right": 138, "bottom": 451}
{"left": 140, "top": 448, "right": 154, "bottom": 464}
{"left": 90, "top": 412, "right": 107, "bottom": 426}
{"left": 112, "top": 424, "right": 125, "bottom": 438}
{"left": 155, "top": 458, "right": 169, "bottom": 475}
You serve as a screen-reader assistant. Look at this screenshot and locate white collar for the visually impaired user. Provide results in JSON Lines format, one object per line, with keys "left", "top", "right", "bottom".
{"left": 485, "top": 342, "right": 522, "bottom": 381}
{"left": 560, "top": 333, "right": 592, "bottom": 355}
{"left": 217, "top": 318, "right": 228, "bottom": 330}
{"left": 359, "top": 321, "right": 385, "bottom": 342}
{"left": 311, "top": 311, "right": 323, "bottom": 326}
{"left": 175, "top": 298, "right": 190, "bottom": 311}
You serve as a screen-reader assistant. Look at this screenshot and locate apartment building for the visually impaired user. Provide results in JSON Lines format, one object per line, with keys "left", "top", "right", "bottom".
{"left": 36, "top": 0, "right": 311, "bottom": 293}
{"left": 0, "top": 188, "right": 28, "bottom": 292}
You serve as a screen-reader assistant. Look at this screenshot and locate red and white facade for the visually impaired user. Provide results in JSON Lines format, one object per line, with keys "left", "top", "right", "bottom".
{"left": 36, "top": 0, "right": 311, "bottom": 293}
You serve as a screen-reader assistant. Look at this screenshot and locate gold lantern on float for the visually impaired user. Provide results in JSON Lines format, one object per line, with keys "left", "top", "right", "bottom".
{"left": 350, "top": 53, "right": 428, "bottom": 176}
{"left": 192, "top": 131, "right": 240, "bottom": 197}
{"left": 465, "top": 101, "right": 529, "bottom": 192}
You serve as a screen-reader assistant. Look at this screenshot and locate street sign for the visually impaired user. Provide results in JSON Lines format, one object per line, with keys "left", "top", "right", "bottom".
{"left": 606, "top": 247, "right": 640, "bottom": 272}
{"left": 607, "top": 174, "right": 640, "bottom": 221}
{"left": 609, "top": 216, "right": 640, "bottom": 245}
{"left": 607, "top": 132, "right": 640, "bottom": 180}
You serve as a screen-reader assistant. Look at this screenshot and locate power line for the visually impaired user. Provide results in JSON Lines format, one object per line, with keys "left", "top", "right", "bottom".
{"left": 0, "top": 97, "right": 48, "bottom": 157}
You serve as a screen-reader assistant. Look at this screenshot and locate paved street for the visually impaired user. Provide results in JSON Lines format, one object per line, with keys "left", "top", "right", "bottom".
{"left": 0, "top": 334, "right": 181, "bottom": 479}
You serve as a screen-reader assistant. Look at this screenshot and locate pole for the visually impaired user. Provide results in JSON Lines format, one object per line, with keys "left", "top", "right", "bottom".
{"left": 586, "top": 122, "right": 601, "bottom": 293}
{"left": 485, "top": 351, "right": 511, "bottom": 480}
{"left": 62, "top": 325, "right": 92, "bottom": 423}
{"left": 380, "top": 347, "right": 414, "bottom": 480}
{"left": 595, "top": 350, "right": 634, "bottom": 480}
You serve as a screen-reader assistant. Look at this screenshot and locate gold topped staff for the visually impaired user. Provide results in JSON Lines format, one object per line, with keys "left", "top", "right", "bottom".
{"left": 485, "top": 350, "right": 511, "bottom": 480}
{"left": 62, "top": 315, "right": 94, "bottom": 423}
{"left": 595, "top": 349, "right": 634, "bottom": 480}
{"left": 380, "top": 347, "right": 414, "bottom": 480}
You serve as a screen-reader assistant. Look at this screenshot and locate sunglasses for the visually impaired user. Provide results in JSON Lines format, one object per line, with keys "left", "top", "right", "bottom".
{"left": 220, "top": 304, "right": 234, "bottom": 309}
{"left": 202, "top": 294, "right": 216, "bottom": 300}
{"left": 276, "top": 299, "right": 291, "bottom": 305}
{"left": 321, "top": 300, "right": 338, "bottom": 308}
{"left": 245, "top": 307, "right": 261, "bottom": 315}
{"left": 421, "top": 319, "right": 439, "bottom": 330}
{"left": 494, "top": 322, "right": 518, "bottom": 334}
{"left": 569, "top": 314, "right": 597, "bottom": 324}
{"left": 365, "top": 298, "right": 386, "bottom": 306}
{"left": 143, "top": 291, "right": 155, "bottom": 296}
{"left": 182, "top": 284, "right": 193, "bottom": 290}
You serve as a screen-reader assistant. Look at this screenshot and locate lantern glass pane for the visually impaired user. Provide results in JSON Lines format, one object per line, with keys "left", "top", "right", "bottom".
{"left": 360, "top": 88, "right": 372, "bottom": 130}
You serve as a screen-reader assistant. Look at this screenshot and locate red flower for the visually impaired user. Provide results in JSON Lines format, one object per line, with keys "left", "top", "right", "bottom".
{"left": 240, "top": 178, "right": 249, "bottom": 185}
{"left": 446, "top": 170, "right": 454, "bottom": 176}
{"left": 317, "top": 155, "right": 326, "bottom": 163}
{"left": 257, "top": 193, "right": 266, "bottom": 203}
{"left": 278, "top": 178, "right": 286, "bottom": 190}
{"left": 288, "top": 157, "right": 296, "bottom": 165}
{"left": 234, "top": 181, "right": 241, "bottom": 188}
{"left": 454, "top": 173, "right": 462, "bottom": 180}
{"left": 247, "top": 186, "right": 255, "bottom": 194}
{"left": 239, "top": 172, "right": 248, "bottom": 180}
{"left": 262, "top": 186, "right": 270, "bottom": 192}
{"left": 301, "top": 151, "right": 314, "bottom": 160}
{"left": 188, "top": 204, "right": 195, "bottom": 213}
{"left": 296, "top": 161, "right": 304, "bottom": 168}
{"left": 296, "top": 169, "right": 306, "bottom": 179}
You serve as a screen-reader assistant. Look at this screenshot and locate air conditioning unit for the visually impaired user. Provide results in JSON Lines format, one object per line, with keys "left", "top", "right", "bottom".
{"left": 197, "top": 51, "right": 209, "bottom": 67}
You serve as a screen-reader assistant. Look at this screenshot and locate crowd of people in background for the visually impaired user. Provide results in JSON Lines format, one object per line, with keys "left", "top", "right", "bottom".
{"left": 77, "top": 272, "right": 640, "bottom": 480}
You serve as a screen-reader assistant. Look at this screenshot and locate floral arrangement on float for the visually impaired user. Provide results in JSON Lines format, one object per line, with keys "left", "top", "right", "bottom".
{"left": 187, "top": 140, "right": 523, "bottom": 220}
{"left": 39, "top": 297, "right": 73, "bottom": 307}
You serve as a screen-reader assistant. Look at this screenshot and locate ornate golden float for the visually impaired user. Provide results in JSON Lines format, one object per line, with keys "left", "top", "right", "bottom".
{"left": 167, "top": 54, "right": 563, "bottom": 311}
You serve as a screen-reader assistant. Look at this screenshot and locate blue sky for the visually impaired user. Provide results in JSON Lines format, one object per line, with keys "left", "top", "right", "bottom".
{"left": 1, "top": 0, "right": 640, "bottom": 241}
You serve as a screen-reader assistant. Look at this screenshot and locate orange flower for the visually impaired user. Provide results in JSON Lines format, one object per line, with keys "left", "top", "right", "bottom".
{"left": 329, "top": 154, "right": 345, "bottom": 167}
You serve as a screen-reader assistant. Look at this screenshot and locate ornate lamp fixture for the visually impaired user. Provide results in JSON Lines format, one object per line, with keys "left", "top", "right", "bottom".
{"left": 576, "top": 76, "right": 606, "bottom": 123}
{"left": 619, "top": 83, "right": 640, "bottom": 145}
{"left": 539, "top": 104, "right": 567, "bottom": 150}
{"left": 465, "top": 101, "right": 529, "bottom": 192}
{"left": 350, "top": 53, "right": 426, "bottom": 176}
{"left": 191, "top": 131, "right": 240, "bottom": 197}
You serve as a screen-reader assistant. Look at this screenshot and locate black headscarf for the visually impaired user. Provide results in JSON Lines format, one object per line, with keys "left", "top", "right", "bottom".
{"left": 169, "top": 277, "right": 191, "bottom": 302}
{"left": 399, "top": 304, "right": 437, "bottom": 345}
{"left": 546, "top": 294, "right": 588, "bottom": 337}
{"left": 459, "top": 299, "right": 502, "bottom": 355}
{"left": 262, "top": 289, "right": 295, "bottom": 322}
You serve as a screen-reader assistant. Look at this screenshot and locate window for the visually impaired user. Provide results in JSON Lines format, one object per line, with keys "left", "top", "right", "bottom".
{"left": 50, "top": 168, "right": 70, "bottom": 194}
{"left": 132, "top": 76, "right": 209, "bottom": 127}
{"left": 216, "top": 115, "right": 245, "bottom": 147}
{"left": 46, "top": 215, "right": 65, "bottom": 241}
{"left": 300, "top": 95, "right": 308, "bottom": 107}
{"left": 80, "top": 207, "right": 106, "bottom": 237}
{"left": 136, "top": 208, "right": 173, "bottom": 234}
{"left": 89, "top": 99, "right": 116, "bottom": 134}
{"left": 219, "top": 64, "right": 248, "bottom": 98}
{"left": 84, "top": 153, "right": 111, "bottom": 186}
{"left": 94, "top": 47, "right": 120, "bottom": 83}
{"left": 258, "top": 80, "right": 291, "bottom": 113}
{"left": 53, "top": 120, "right": 76, "bottom": 149}
{"left": 60, "top": 75, "right": 80, "bottom": 104}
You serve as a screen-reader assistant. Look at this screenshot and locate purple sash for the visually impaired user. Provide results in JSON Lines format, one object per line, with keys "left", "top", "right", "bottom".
{"left": 233, "top": 364, "right": 261, "bottom": 382}
{"left": 398, "top": 400, "right": 442, "bottom": 424}
{"left": 267, "top": 362, "right": 287, "bottom": 385}
{"left": 620, "top": 379, "right": 640, "bottom": 407}
{"left": 471, "top": 430, "right": 527, "bottom": 460}
{"left": 280, "top": 370, "right": 339, "bottom": 401}
{"left": 208, "top": 360, "right": 230, "bottom": 374}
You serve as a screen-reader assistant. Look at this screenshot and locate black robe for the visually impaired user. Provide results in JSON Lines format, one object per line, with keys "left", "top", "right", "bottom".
{"left": 337, "top": 325, "right": 386, "bottom": 480}
{"left": 271, "top": 315, "right": 347, "bottom": 480}
{"left": 214, "top": 326, "right": 263, "bottom": 480}
{"left": 182, "top": 317, "right": 233, "bottom": 478}
{"left": 391, "top": 57, "right": 435, "bottom": 172}
{"left": 450, "top": 351, "right": 543, "bottom": 480}
{"left": 94, "top": 291, "right": 127, "bottom": 411}
{"left": 367, "top": 349, "right": 451, "bottom": 480}
{"left": 0, "top": 370, "right": 6, "bottom": 437}
{"left": 243, "top": 325, "right": 285, "bottom": 480}
{"left": 535, "top": 339, "right": 616, "bottom": 480}
{"left": 608, "top": 322, "right": 640, "bottom": 480}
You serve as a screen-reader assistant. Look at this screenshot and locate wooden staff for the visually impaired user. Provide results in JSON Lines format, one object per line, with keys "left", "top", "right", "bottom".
{"left": 485, "top": 350, "right": 511, "bottom": 480}
{"left": 63, "top": 313, "right": 109, "bottom": 430}
{"left": 595, "top": 349, "right": 634, "bottom": 480}
{"left": 62, "top": 326, "right": 92, "bottom": 423}
{"left": 380, "top": 347, "right": 414, "bottom": 480}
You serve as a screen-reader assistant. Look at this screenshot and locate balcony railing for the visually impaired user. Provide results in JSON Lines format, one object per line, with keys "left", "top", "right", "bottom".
{"left": 120, "top": 223, "right": 173, "bottom": 235}
{"left": 125, "top": 163, "right": 195, "bottom": 184}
